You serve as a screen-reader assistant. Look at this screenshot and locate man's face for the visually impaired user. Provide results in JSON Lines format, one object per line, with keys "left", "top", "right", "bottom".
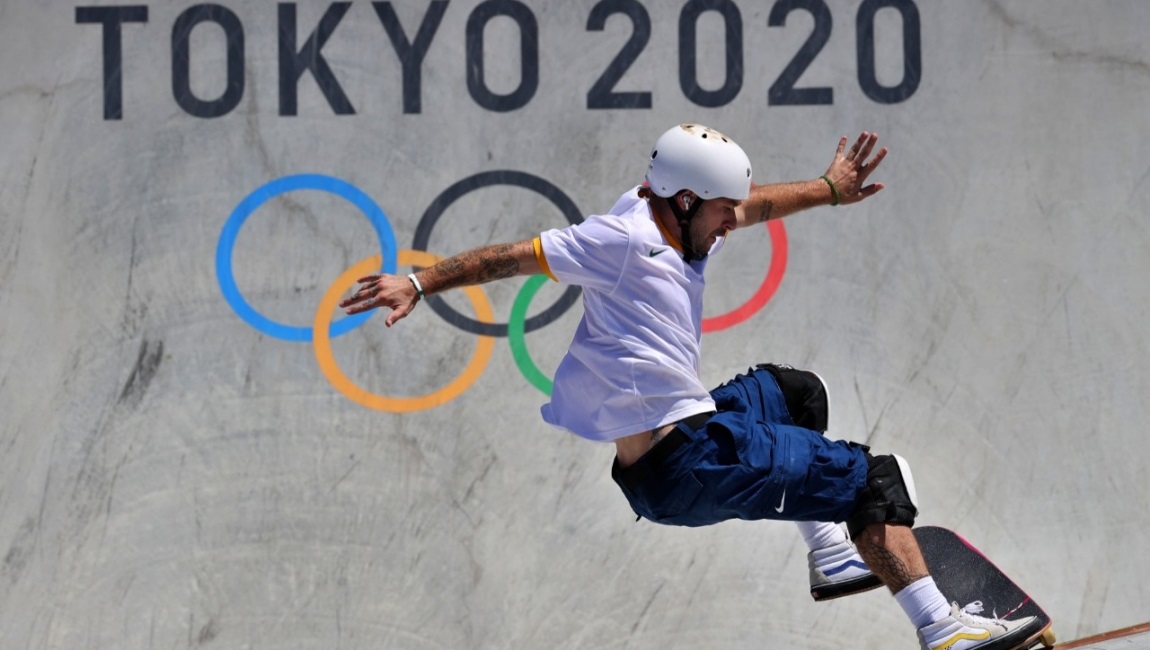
{"left": 689, "top": 196, "right": 741, "bottom": 254}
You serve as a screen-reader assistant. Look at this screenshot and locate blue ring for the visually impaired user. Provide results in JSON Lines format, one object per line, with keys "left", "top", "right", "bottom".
{"left": 216, "top": 174, "right": 397, "bottom": 342}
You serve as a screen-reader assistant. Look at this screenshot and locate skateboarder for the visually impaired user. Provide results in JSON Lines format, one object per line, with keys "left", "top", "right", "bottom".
{"left": 342, "top": 124, "right": 1044, "bottom": 650}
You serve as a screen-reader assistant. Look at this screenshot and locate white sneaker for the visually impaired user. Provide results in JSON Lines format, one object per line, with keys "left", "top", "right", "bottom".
{"left": 808, "top": 539, "right": 883, "bottom": 601}
{"left": 917, "top": 601, "right": 1043, "bottom": 650}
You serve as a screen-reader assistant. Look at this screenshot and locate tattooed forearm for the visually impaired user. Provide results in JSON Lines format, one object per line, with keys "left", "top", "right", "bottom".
{"left": 756, "top": 200, "right": 775, "bottom": 223}
{"left": 422, "top": 242, "right": 526, "bottom": 294}
{"left": 477, "top": 244, "right": 520, "bottom": 282}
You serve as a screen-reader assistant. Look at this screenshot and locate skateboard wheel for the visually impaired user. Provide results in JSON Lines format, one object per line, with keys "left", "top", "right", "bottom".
{"left": 1039, "top": 628, "right": 1057, "bottom": 647}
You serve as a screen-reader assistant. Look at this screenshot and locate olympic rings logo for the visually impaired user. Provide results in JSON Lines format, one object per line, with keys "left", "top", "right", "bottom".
{"left": 216, "top": 172, "right": 788, "bottom": 412}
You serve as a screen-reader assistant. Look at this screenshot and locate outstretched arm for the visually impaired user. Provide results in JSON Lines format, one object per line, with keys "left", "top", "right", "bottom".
{"left": 734, "top": 131, "right": 888, "bottom": 228}
{"left": 340, "top": 239, "right": 541, "bottom": 326}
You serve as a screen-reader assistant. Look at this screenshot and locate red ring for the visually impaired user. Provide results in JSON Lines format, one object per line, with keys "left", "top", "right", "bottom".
{"left": 702, "top": 220, "right": 788, "bottom": 332}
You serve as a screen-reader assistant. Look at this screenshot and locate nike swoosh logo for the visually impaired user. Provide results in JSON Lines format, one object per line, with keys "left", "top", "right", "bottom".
{"left": 648, "top": 248, "right": 666, "bottom": 257}
{"left": 774, "top": 489, "right": 786, "bottom": 513}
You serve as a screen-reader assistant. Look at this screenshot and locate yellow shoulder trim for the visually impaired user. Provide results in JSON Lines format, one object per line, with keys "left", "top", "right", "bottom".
{"left": 533, "top": 236, "right": 558, "bottom": 282}
{"left": 652, "top": 214, "right": 683, "bottom": 253}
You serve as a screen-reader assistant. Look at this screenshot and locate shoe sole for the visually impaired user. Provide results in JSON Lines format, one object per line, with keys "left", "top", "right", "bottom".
{"left": 1005, "top": 620, "right": 1055, "bottom": 650}
{"left": 936, "top": 618, "right": 1053, "bottom": 650}
{"left": 810, "top": 573, "right": 884, "bottom": 601}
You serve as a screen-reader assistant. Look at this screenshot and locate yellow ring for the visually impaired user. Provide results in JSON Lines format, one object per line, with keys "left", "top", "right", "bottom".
{"left": 313, "top": 250, "right": 495, "bottom": 412}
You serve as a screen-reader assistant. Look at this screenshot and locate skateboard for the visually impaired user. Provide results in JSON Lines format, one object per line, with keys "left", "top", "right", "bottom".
{"left": 914, "top": 526, "right": 1056, "bottom": 649}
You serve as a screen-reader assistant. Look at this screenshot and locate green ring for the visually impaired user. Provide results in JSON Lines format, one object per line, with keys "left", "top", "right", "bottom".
{"left": 509, "top": 274, "right": 554, "bottom": 396}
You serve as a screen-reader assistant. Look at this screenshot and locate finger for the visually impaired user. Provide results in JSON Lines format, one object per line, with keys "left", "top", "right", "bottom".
{"left": 355, "top": 284, "right": 381, "bottom": 299}
{"left": 344, "top": 296, "right": 373, "bottom": 314}
{"left": 384, "top": 311, "right": 400, "bottom": 327}
{"left": 344, "top": 301, "right": 369, "bottom": 315}
{"left": 355, "top": 274, "right": 381, "bottom": 283}
{"left": 836, "top": 180, "right": 885, "bottom": 205}
{"left": 835, "top": 135, "right": 848, "bottom": 158}
{"left": 857, "top": 147, "right": 889, "bottom": 180}
{"left": 339, "top": 287, "right": 378, "bottom": 308}
{"left": 385, "top": 303, "right": 411, "bottom": 328}
{"left": 856, "top": 133, "right": 879, "bottom": 163}
{"left": 344, "top": 290, "right": 386, "bottom": 313}
{"left": 847, "top": 132, "right": 868, "bottom": 159}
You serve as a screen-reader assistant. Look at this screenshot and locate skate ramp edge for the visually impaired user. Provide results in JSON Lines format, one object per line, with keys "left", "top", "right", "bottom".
{"left": 1055, "top": 623, "right": 1150, "bottom": 649}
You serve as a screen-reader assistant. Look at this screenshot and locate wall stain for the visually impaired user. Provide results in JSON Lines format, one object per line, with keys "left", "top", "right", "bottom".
{"left": 118, "top": 338, "right": 164, "bottom": 407}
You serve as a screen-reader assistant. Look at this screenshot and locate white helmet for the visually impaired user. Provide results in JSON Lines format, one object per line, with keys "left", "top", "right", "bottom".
{"left": 646, "top": 124, "right": 752, "bottom": 201}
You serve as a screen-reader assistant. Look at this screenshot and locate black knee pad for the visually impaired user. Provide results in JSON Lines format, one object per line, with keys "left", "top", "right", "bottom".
{"left": 758, "top": 363, "right": 828, "bottom": 432}
{"left": 846, "top": 453, "right": 919, "bottom": 539}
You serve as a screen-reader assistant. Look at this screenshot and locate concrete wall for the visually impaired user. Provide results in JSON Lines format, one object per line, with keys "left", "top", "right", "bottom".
{"left": 2, "top": 1, "right": 1148, "bottom": 648}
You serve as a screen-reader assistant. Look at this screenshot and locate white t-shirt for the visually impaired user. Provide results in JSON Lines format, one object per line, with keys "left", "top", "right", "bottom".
{"left": 536, "top": 187, "right": 723, "bottom": 442}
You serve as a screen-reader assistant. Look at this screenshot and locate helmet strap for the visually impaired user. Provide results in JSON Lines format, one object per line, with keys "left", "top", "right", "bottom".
{"left": 669, "top": 198, "right": 706, "bottom": 262}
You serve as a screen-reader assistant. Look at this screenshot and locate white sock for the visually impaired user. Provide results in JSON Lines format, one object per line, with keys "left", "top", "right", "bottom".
{"left": 894, "top": 576, "right": 952, "bottom": 629}
{"left": 796, "top": 521, "right": 848, "bottom": 550}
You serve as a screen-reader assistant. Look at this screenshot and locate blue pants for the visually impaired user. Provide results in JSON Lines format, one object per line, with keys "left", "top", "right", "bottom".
{"left": 612, "top": 367, "right": 869, "bottom": 527}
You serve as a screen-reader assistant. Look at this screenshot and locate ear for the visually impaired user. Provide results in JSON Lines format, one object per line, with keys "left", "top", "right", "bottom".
{"left": 679, "top": 191, "right": 696, "bottom": 210}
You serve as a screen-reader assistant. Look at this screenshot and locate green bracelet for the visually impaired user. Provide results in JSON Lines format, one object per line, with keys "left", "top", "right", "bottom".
{"left": 820, "top": 175, "right": 841, "bottom": 206}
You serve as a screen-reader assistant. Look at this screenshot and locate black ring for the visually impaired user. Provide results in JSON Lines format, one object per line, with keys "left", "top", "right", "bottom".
{"left": 411, "top": 170, "right": 583, "bottom": 337}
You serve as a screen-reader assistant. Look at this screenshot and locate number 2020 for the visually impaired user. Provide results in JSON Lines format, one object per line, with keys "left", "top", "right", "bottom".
{"left": 587, "top": 0, "right": 922, "bottom": 109}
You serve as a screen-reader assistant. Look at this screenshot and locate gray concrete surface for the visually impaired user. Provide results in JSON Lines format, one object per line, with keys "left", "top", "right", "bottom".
{"left": 2, "top": 1, "right": 1148, "bottom": 648}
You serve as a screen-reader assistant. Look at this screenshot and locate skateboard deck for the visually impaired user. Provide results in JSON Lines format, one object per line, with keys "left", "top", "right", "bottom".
{"left": 915, "top": 526, "right": 1056, "bottom": 649}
